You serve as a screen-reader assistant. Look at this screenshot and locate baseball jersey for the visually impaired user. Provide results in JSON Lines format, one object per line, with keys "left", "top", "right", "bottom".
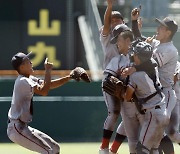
{"left": 152, "top": 40, "right": 178, "bottom": 88}
{"left": 104, "top": 54, "right": 130, "bottom": 78}
{"left": 174, "top": 61, "right": 180, "bottom": 100}
{"left": 128, "top": 71, "right": 165, "bottom": 110}
{"left": 100, "top": 27, "right": 119, "bottom": 69}
{"left": 8, "top": 75, "right": 43, "bottom": 123}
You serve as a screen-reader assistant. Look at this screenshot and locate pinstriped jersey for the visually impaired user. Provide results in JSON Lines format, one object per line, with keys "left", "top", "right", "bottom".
{"left": 128, "top": 71, "right": 165, "bottom": 110}
{"left": 100, "top": 29, "right": 119, "bottom": 69}
{"left": 8, "top": 75, "right": 43, "bottom": 123}
{"left": 152, "top": 40, "right": 178, "bottom": 88}
{"left": 104, "top": 54, "right": 130, "bottom": 78}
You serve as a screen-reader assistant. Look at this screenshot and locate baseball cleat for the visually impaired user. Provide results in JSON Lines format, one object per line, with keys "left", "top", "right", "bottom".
{"left": 99, "top": 148, "right": 109, "bottom": 154}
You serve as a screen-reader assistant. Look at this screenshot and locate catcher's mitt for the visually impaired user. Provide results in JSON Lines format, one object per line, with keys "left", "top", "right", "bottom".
{"left": 70, "top": 67, "right": 91, "bottom": 82}
{"left": 102, "top": 75, "right": 126, "bottom": 101}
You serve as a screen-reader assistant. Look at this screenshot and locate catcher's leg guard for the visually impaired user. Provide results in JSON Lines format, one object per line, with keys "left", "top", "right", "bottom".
{"left": 136, "top": 142, "right": 150, "bottom": 154}
{"left": 99, "top": 148, "right": 109, "bottom": 154}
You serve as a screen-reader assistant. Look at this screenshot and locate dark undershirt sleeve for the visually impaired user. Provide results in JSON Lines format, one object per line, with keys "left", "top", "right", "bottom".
{"left": 132, "top": 20, "right": 147, "bottom": 41}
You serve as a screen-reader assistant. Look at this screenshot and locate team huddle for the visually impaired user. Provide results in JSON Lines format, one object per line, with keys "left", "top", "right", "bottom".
{"left": 99, "top": 0, "right": 180, "bottom": 154}
{"left": 6, "top": 0, "right": 180, "bottom": 154}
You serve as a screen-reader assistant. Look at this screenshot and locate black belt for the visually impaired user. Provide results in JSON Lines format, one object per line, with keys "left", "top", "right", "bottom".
{"left": 7, "top": 119, "right": 10, "bottom": 124}
{"left": 143, "top": 91, "right": 158, "bottom": 103}
{"left": 7, "top": 118, "right": 26, "bottom": 125}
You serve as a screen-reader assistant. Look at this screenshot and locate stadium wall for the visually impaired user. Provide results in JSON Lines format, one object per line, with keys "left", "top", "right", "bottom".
{"left": 0, "top": 79, "right": 122, "bottom": 142}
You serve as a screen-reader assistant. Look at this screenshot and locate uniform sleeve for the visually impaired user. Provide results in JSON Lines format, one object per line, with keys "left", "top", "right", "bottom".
{"left": 29, "top": 76, "right": 44, "bottom": 86}
{"left": 128, "top": 74, "right": 137, "bottom": 90}
{"left": 18, "top": 78, "right": 33, "bottom": 98}
{"left": 104, "top": 56, "right": 120, "bottom": 76}
{"left": 154, "top": 48, "right": 176, "bottom": 67}
{"left": 100, "top": 30, "right": 111, "bottom": 52}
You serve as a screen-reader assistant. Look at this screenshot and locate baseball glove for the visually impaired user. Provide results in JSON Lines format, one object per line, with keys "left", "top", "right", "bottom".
{"left": 70, "top": 67, "right": 91, "bottom": 82}
{"left": 102, "top": 75, "right": 126, "bottom": 101}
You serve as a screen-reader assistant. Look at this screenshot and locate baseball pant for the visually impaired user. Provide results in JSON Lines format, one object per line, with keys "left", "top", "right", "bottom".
{"left": 139, "top": 104, "right": 168, "bottom": 151}
{"left": 166, "top": 99, "right": 180, "bottom": 143}
{"left": 162, "top": 87, "right": 176, "bottom": 118}
{"left": 7, "top": 119, "right": 60, "bottom": 154}
{"left": 119, "top": 101, "right": 144, "bottom": 153}
{"left": 103, "top": 91, "right": 126, "bottom": 136}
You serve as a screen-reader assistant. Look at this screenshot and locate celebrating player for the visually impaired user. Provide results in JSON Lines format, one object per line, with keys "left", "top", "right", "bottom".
{"left": 123, "top": 41, "right": 169, "bottom": 154}
{"left": 7, "top": 52, "right": 90, "bottom": 154}
{"left": 102, "top": 24, "right": 143, "bottom": 154}
{"left": 123, "top": 7, "right": 179, "bottom": 153}
{"left": 99, "top": 0, "right": 127, "bottom": 153}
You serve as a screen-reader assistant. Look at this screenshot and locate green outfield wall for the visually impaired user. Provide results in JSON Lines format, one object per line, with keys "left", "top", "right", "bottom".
{"left": 0, "top": 79, "right": 122, "bottom": 142}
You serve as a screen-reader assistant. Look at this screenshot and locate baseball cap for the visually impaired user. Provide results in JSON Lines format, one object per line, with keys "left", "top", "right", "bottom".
{"left": 155, "top": 17, "right": 178, "bottom": 35}
{"left": 11, "top": 52, "right": 32, "bottom": 70}
{"left": 111, "top": 11, "right": 124, "bottom": 20}
{"left": 110, "top": 24, "right": 131, "bottom": 44}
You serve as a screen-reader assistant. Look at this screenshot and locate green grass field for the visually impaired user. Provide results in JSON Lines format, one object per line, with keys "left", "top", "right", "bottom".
{"left": 0, "top": 142, "right": 180, "bottom": 154}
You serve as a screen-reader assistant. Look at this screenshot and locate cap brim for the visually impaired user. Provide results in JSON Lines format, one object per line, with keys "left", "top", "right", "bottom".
{"left": 22, "top": 51, "right": 32, "bottom": 60}
{"left": 110, "top": 36, "right": 118, "bottom": 44}
{"left": 155, "top": 18, "right": 168, "bottom": 27}
{"left": 26, "top": 51, "right": 32, "bottom": 57}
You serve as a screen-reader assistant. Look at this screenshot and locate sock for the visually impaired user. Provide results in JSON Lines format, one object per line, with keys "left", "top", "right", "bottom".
{"left": 159, "top": 135, "right": 174, "bottom": 154}
{"left": 100, "top": 129, "right": 113, "bottom": 149}
{"left": 110, "top": 133, "right": 126, "bottom": 153}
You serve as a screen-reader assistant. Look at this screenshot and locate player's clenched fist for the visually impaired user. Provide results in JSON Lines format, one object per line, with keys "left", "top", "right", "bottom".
{"left": 107, "top": 0, "right": 114, "bottom": 6}
{"left": 131, "top": 6, "right": 141, "bottom": 21}
{"left": 44, "top": 58, "right": 53, "bottom": 71}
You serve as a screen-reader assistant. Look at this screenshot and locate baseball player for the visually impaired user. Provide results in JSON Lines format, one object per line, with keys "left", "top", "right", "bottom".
{"left": 7, "top": 52, "right": 90, "bottom": 154}
{"left": 123, "top": 9, "right": 179, "bottom": 153}
{"left": 102, "top": 24, "right": 139, "bottom": 154}
{"left": 123, "top": 41, "right": 169, "bottom": 154}
{"left": 99, "top": 0, "right": 127, "bottom": 153}
{"left": 169, "top": 61, "right": 180, "bottom": 143}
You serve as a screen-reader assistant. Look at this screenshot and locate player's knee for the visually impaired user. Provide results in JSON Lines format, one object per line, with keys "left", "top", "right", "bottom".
{"left": 136, "top": 142, "right": 150, "bottom": 154}
{"left": 108, "top": 110, "right": 120, "bottom": 121}
{"left": 109, "top": 110, "right": 120, "bottom": 116}
{"left": 150, "top": 148, "right": 159, "bottom": 154}
{"left": 168, "top": 132, "right": 178, "bottom": 142}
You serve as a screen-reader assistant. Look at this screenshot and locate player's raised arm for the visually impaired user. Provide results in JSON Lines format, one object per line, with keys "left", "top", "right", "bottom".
{"left": 131, "top": 7, "right": 142, "bottom": 38}
{"left": 102, "top": 0, "right": 114, "bottom": 36}
{"left": 34, "top": 58, "right": 53, "bottom": 96}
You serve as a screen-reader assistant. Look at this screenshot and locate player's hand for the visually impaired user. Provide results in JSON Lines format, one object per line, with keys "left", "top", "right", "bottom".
{"left": 131, "top": 6, "right": 141, "bottom": 21}
{"left": 121, "top": 67, "right": 136, "bottom": 78}
{"left": 145, "top": 35, "right": 155, "bottom": 44}
{"left": 44, "top": 58, "right": 53, "bottom": 71}
{"left": 107, "top": 0, "right": 114, "bottom": 6}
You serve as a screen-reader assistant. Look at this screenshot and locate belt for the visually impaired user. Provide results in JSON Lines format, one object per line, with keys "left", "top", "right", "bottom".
{"left": 143, "top": 105, "right": 161, "bottom": 113}
{"left": 7, "top": 119, "right": 10, "bottom": 124}
{"left": 7, "top": 118, "right": 26, "bottom": 125}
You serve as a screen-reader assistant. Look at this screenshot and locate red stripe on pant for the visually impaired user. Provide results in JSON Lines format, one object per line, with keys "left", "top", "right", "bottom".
{"left": 142, "top": 112, "right": 152, "bottom": 144}
{"left": 14, "top": 124, "right": 49, "bottom": 154}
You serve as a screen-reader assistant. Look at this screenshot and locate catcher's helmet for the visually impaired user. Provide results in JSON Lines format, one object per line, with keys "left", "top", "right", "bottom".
{"left": 132, "top": 41, "right": 153, "bottom": 63}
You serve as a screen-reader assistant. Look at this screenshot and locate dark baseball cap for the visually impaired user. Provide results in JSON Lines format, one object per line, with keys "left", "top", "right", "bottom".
{"left": 155, "top": 17, "right": 178, "bottom": 35}
{"left": 11, "top": 52, "right": 32, "bottom": 70}
{"left": 110, "top": 24, "right": 131, "bottom": 44}
{"left": 111, "top": 11, "right": 124, "bottom": 20}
